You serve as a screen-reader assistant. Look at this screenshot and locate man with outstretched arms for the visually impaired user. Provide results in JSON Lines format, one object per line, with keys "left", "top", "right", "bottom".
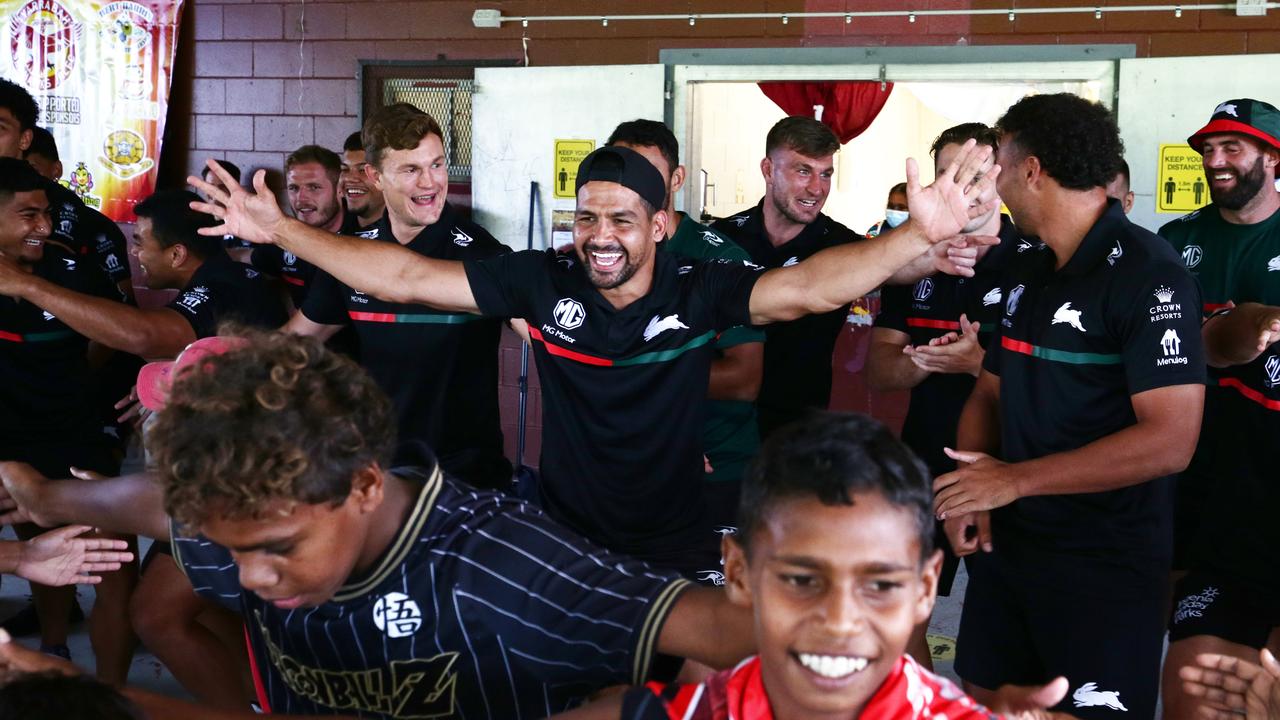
{"left": 190, "top": 135, "right": 1000, "bottom": 580}
{"left": 283, "top": 104, "right": 511, "bottom": 486}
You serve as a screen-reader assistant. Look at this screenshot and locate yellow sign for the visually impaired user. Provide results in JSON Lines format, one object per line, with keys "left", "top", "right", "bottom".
{"left": 926, "top": 633, "right": 956, "bottom": 661}
{"left": 1157, "top": 144, "right": 1210, "bottom": 214}
{"left": 554, "top": 139, "right": 595, "bottom": 199}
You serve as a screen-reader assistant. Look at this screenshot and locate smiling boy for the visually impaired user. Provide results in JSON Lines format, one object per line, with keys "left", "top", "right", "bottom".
{"left": 556, "top": 412, "right": 1069, "bottom": 720}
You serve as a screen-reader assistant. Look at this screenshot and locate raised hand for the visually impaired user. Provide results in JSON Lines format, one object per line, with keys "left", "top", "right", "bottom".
{"left": 187, "top": 160, "right": 287, "bottom": 245}
{"left": 905, "top": 139, "right": 1001, "bottom": 245}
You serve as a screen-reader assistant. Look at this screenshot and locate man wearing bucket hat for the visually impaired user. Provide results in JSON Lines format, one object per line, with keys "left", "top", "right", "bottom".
{"left": 1159, "top": 98, "right": 1280, "bottom": 720}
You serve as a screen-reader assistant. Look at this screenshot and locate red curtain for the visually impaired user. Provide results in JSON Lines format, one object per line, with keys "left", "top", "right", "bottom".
{"left": 758, "top": 81, "right": 894, "bottom": 144}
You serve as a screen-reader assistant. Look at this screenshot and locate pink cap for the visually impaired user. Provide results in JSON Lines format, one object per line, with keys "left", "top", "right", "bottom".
{"left": 136, "top": 336, "right": 248, "bottom": 411}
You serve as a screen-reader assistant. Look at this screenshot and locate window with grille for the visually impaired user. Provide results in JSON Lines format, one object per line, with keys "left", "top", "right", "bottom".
{"left": 361, "top": 62, "right": 515, "bottom": 184}
{"left": 380, "top": 78, "right": 473, "bottom": 180}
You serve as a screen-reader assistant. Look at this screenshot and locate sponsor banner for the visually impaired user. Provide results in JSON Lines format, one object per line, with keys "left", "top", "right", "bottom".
{"left": 3, "top": 0, "right": 184, "bottom": 221}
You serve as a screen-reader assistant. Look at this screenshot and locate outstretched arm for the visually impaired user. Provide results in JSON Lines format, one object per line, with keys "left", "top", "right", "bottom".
{"left": 657, "top": 586, "right": 754, "bottom": 670}
{"left": 0, "top": 258, "right": 195, "bottom": 359}
{"left": 0, "top": 463, "right": 170, "bottom": 540}
{"left": 189, "top": 161, "right": 478, "bottom": 312}
{"left": 748, "top": 141, "right": 1000, "bottom": 324}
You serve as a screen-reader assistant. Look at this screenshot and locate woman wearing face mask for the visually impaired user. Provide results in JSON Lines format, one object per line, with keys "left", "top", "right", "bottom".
{"left": 866, "top": 182, "right": 909, "bottom": 237}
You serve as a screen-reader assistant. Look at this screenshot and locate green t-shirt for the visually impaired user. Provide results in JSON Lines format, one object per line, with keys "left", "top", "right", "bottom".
{"left": 1159, "top": 203, "right": 1280, "bottom": 311}
{"left": 661, "top": 214, "right": 764, "bottom": 484}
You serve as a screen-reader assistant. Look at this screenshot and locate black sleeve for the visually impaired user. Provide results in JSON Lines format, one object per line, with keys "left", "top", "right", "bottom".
{"left": 166, "top": 286, "right": 218, "bottom": 338}
{"left": 463, "top": 249, "right": 548, "bottom": 319}
{"left": 249, "top": 245, "right": 282, "bottom": 277}
{"left": 299, "top": 270, "right": 349, "bottom": 327}
{"left": 1112, "top": 260, "right": 1207, "bottom": 394}
{"left": 456, "top": 501, "right": 690, "bottom": 687}
{"left": 875, "top": 283, "right": 910, "bottom": 332}
{"left": 170, "top": 523, "right": 243, "bottom": 613}
{"left": 693, "top": 259, "right": 766, "bottom": 332}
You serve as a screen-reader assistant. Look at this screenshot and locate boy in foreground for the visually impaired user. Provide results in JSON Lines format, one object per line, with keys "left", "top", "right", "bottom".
{"left": 557, "top": 413, "right": 1071, "bottom": 720}
{"left": 0, "top": 330, "right": 754, "bottom": 718}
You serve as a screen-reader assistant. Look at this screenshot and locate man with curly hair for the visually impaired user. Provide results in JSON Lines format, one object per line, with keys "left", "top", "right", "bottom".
{"left": 932, "top": 93, "right": 1207, "bottom": 719}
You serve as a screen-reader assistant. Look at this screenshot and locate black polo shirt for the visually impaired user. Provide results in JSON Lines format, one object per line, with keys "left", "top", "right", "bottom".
{"left": 712, "top": 201, "right": 862, "bottom": 436}
{"left": 464, "top": 250, "right": 763, "bottom": 557}
{"left": 167, "top": 251, "right": 288, "bottom": 339}
{"left": 302, "top": 205, "right": 511, "bottom": 488}
{"left": 250, "top": 244, "right": 315, "bottom": 308}
{"left": 983, "top": 200, "right": 1205, "bottom": 561}
{"left": 876, "top": 216, "right": 1020, "bottom": 476}
{"left": 0, "top": 244, "right": 120, "bottom": 444}
{"left": 44, "top": 180, "right": 130, "bottom": 293}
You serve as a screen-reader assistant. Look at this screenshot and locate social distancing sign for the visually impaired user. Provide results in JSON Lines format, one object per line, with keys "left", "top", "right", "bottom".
{"left": 553, "top": 139, "right": 595, "bottom": 199}
{"left": 1157, "top": 144, "right": 1210, "bottom": 214}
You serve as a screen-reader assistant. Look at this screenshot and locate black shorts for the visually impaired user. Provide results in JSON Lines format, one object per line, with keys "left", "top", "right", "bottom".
{"left": 1169, "top": 569, "right": 1280, "bottom": 649}
{"left": 1173, "top": 470, "right": 1210, "bottom": 570}
{"left": 955, "top": 548, "right": 1168, "bottom": 720}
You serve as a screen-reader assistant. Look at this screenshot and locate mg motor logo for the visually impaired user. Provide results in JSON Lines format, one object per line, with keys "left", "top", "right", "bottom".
{"left": 1181, "top": 245, "right": 1203, "bottom": 269}
{"left": 1265, "top": 355, "right": 1280, "bottom": 389}
{"left": 553, "top": 298, "right": 585, "bottom": 330}
{"left": 912, "top": 278, "right": 934, "bottom": 302}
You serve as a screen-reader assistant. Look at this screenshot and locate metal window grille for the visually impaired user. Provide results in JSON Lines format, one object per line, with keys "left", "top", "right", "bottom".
{"left": 382, "top": 78, "right": 474, "bottom": 181}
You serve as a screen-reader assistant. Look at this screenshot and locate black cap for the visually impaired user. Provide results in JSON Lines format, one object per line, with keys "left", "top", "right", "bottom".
{"left": 574, "top": 146, "right": 667, "bottom": 211}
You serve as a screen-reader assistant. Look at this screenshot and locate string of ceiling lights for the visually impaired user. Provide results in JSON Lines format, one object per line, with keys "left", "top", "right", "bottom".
{"left": 472, "top": 2, "right": 1275, "bottom": 28}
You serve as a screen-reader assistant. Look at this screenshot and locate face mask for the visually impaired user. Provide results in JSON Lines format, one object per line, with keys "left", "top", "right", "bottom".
{"left": 885, "top": 209, "right": 909, "bottom": 228}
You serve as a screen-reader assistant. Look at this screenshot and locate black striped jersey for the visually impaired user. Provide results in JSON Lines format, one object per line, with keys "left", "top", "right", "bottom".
{"left": 1159, "top": 204, "right": 1280, "bottom": 592}
{"left": 463, "top": 249, "right": 763, "bottom": 560}
{"left": 875, "top": 216, "right": 1019, "bottom": 476}
{"left": 982, "top": 200, "right": 1205, "bottom": 560}
{"left": 301, "top": 205, "right": 511, "bottom": 488}
{"left": 0, "top": 243, "right": 119, "bottom": 442}
{"left": 173, "top": 465, "right": 690, "bottom": 718}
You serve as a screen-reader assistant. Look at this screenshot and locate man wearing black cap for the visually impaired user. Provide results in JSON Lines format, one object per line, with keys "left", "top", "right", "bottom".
{"left": 1159, "top": 98, "right": 1280, "bottom": 720}
{"left": 190, "top": 138, "right": 998, "bottom": 579}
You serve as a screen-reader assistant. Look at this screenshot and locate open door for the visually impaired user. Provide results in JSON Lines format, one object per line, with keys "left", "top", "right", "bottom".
{"left": 1118, "top": 54, "right": 1280, "bottom": 232}
{"left": 471, "top": 65, "right": 665, "bottom": 250}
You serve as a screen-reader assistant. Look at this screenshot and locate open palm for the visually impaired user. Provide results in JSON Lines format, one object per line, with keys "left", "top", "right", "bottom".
{"left": 17, "top": 526, "right": 133, "bottom": 586}
{"left": 906, "top": 139, "right": 1000, "bottom": 244}
{"left": 187, "top": 160, "right": 287, "bottom": 245}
